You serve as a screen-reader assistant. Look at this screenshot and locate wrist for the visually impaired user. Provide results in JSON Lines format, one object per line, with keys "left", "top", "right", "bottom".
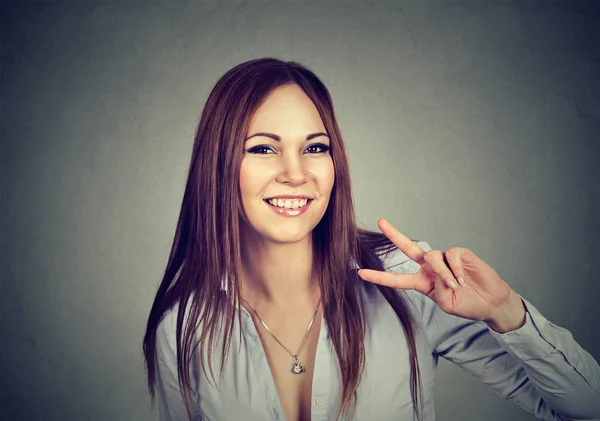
{"left": 485, "top": 290, "right": 527, "bottom": 334}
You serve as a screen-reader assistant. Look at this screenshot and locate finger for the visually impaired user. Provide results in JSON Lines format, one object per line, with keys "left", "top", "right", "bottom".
{"left": 377, "top": 218, "right": 425, "bottom": 264}
{"left": 444, "top": 247, "right": 467, "bottom": 286}
{"left": 423, "top": 250, "right": 459, "bottom": 290}
{"left": 433, "top": 275, "right": 456, "bottom": 313}
{"left": 358, "top": 269, "right": 427, "bottom": 293}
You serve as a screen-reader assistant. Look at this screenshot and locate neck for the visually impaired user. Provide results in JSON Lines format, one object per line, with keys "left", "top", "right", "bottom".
{"left": 239, "top": 232, "right": 320, "bottom": 310}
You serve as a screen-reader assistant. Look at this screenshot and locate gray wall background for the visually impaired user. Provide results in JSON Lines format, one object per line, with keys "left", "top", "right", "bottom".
{"left": 1, "top": 1, "right": 599, "bottom": 420}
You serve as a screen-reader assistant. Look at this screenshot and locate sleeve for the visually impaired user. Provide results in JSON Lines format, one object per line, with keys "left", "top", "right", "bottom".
{"left": 155, "top": 307, "right": 201, "bottom": 421}
{"left": 384, "top": 241, "right": 600, "bottom": 421}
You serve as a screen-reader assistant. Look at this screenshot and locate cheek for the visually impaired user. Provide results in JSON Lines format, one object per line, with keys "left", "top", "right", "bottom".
{"left": 239, "top": 160, "right": 274, "bottom": 199}
{"left": 239, "top": 162, "right": 260, "bottom": 203}
{"left": 311, "top": 158, "right": 335, "bottom": 194}
{"left": 326, "top": 160, "right": 335, "bottom": 190}
{"left": 238, "top": 164, "right": 249, "bottom": 198}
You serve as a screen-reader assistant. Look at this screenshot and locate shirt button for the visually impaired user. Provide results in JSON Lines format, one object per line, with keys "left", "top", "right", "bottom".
{"left": 315, "top": 398, "right": 327, "bottom": 406}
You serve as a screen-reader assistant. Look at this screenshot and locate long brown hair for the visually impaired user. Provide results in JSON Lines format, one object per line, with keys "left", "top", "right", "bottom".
{"left": 142, "top": 58, "right": 422, "bottom": 420}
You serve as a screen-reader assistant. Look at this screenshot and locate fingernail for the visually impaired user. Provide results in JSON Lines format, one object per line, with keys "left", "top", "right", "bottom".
{"left": 457, "top": 276, "right": 465, "bottom": 286}
{"left": 448, "top": 279, "right": 458, "bottom": 290}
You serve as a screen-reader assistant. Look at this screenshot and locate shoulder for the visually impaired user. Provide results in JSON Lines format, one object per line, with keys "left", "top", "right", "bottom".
{"left": 360, "top": 240, "right": 435, "bottom": 316}
{"left": 377, "top": 239, "right": 433, "bottom": 306}
{"left": 155, "top": 297, "right": 200, "bottom": 363}
{"left": 377, "top": 239, "right": 433, "bottom": 273}
{"left": 155, "top": 303, "right": 180, "bottom": 364}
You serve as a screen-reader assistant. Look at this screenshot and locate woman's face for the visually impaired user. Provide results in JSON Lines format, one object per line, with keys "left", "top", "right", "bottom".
{"left": 239, "top": 84, "right": 335, "bottom": 244}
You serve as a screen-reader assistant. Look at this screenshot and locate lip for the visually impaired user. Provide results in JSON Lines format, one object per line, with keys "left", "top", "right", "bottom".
{"left": 263, "top": 198, "right": 313, "bottom": 217}
{"left": 264, "top": 195, "right": 313, "bottom": 200}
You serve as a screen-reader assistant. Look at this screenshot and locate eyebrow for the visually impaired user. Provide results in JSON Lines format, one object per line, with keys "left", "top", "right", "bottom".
{"left": 244, "top": 132, "right": 329, "bottom": 142}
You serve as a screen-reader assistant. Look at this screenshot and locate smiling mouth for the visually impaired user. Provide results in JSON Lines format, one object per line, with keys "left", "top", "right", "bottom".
{"left": 263, "top": 198, "right": 313, "bottom": 210}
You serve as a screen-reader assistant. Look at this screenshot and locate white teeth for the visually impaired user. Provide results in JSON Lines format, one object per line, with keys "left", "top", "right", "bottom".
{"left": 267, "top": 198, "right": 310, "bottom": 209}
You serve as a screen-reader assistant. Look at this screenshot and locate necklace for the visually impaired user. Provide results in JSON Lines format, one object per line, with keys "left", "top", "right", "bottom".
{"left": 241, "top": 296, "right": 322, "bottom": 374}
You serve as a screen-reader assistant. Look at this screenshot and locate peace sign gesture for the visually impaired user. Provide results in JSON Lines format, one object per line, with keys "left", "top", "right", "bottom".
{"left": 358, "top": 218, "right": 527, "bottom": 333}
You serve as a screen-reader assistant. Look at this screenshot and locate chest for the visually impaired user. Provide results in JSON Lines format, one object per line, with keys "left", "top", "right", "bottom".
{"left": 194, "top": 301, "right": 436, "bottom": 421}
{"left": 251, "top": 309, "right": 322, "bottom": 421}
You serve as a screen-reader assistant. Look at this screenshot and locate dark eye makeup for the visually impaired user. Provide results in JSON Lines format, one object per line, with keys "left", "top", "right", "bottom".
{"left": 246, "top": 145, "right": 276, "bottom": 154}
{"left": 246, "top": 143, "right": 330, "bottom": 155}
{"left": 305, "top": 143, "right": 330, "bottom": 154}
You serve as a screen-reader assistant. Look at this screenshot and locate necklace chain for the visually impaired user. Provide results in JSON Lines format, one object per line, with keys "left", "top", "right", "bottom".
{"left": 241, "top": 296, "right": 322, "bottom": 374}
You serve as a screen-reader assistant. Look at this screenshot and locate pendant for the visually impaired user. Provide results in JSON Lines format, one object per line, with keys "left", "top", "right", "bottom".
{"left": 291, "top": 356, "right": 305, "bottom": 374}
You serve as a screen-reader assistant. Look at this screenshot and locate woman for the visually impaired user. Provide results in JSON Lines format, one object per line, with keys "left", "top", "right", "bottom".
{"left": 142, "top": 58, "right": 600, "bottom": 421}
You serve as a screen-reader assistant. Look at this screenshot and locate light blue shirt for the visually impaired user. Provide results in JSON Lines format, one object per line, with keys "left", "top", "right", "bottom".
{"left": 155, "top": 242, "right": 600, "bottom": 420}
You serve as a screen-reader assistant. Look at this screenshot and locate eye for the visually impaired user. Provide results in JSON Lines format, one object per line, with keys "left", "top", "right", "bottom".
{"left": 246, "top": 145, "right": 276, "bottom": 155}
{"left": 304, "top": 143, "right": 330, "bottom": 154}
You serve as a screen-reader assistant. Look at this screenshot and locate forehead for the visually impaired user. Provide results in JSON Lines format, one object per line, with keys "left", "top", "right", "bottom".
{"left": 248, "top": 84, "right": 326, "bottom": 134}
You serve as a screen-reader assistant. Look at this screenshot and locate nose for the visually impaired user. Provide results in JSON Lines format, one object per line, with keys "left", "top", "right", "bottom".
{"left": 276, "top": 154, "right": 307, "bottom": 186}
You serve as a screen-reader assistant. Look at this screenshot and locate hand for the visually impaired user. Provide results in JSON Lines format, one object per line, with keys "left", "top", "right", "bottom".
{"left": 358, "top": 218, "right": 526, "bottom": 329}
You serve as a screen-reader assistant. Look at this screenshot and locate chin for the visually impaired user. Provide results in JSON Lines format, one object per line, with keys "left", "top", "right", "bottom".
{"left": 265, "top": 226, "right": 312, "bottom": 244}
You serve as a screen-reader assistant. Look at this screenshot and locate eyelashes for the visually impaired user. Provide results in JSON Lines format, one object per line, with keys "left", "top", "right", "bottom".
{"left": 246, "top": 145, "right": 275, "bottom": 154}
{"left": 246, "top": 143, "right": 331, "bottom": 155}
{"left": 305, "top": 143, "right": 330, "bottom": 154}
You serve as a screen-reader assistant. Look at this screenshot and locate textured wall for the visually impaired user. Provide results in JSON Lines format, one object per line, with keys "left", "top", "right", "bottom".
{"left": 1, "top": 1, "right": 598, "bottom": 420}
